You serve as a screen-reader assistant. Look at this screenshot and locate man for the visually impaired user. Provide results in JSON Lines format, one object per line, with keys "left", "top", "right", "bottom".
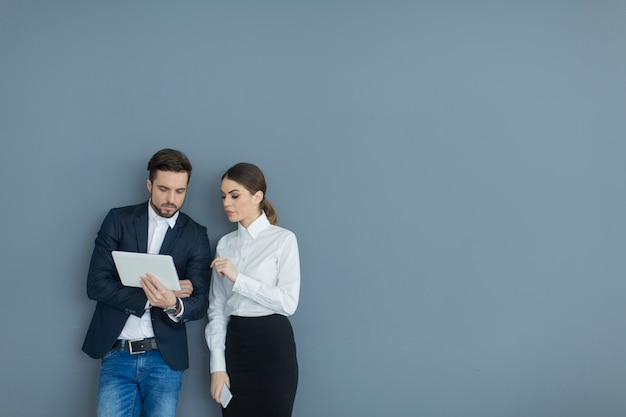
{"left": 82, "top": 148, "right": 211, "bottom": 417}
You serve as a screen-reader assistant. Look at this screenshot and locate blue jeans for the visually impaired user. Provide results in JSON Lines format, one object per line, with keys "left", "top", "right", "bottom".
{"left": 97, "top": 348, "right": 183, "bottom": 417}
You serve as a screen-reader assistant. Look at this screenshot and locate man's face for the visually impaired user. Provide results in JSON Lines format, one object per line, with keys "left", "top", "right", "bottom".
{"left": 146, "top": 170, "right": 189, "bottom": 218}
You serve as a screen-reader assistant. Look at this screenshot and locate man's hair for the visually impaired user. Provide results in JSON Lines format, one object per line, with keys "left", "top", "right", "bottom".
{"left": 147, "top": 148, "right": 192, "bottom": 182}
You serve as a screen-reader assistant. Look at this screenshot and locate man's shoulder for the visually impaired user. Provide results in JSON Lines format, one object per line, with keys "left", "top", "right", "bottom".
{"left": 100, "top": 202, "right": 146, "bottom": 225}
{"left": 176, "top": 211, "right": 207, "bottom": 232}
{"left": 109, "top": 202, "right": 147, "bottom": 216}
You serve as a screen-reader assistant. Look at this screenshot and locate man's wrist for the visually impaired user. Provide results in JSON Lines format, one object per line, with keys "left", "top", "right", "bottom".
{"left": 163, "top": 297, "right": 181, "bottom": 315}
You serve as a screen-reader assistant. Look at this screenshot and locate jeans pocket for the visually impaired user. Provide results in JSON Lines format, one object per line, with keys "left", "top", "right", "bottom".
{"left": 102, "top": 349, "right": 118, "bottom": 362}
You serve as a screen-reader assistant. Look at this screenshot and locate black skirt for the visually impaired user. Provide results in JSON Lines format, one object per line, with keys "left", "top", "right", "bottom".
{"left": 223, "top": 314, "right": 298, "bottom": 417}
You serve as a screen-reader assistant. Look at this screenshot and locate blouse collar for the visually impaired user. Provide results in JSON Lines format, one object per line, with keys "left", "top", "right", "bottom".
{"left": 238, "top": 211, "right": 270, "bottom": 240}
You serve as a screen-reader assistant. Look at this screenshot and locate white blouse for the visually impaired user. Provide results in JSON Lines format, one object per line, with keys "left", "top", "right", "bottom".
{"left": 205, "top": 212, "right": 301, "bottom": 373}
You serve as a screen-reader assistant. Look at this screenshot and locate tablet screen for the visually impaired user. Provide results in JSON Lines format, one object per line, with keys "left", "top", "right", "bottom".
{"left": 112, "top": 251, "right": 181, "bottom": 291}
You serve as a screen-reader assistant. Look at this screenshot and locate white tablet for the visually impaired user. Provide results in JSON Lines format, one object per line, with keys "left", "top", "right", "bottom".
{"left": 112, "top": 251, "right": 181, "bottom": 291}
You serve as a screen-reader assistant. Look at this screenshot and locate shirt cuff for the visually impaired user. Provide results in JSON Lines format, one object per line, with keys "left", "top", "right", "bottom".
{"left": 232, "top": 272, "right": 260, "bottom": 297}
{"left": 210, "top": 348, "right": 226, "bottom": 373}
{"left": 167, "top": 298, "right": 184, "bottom": 322}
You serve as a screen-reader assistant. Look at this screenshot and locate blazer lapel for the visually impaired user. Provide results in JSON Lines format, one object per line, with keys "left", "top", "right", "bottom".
{"left": 159, "top": 215, "right": 187, "bottom": 255}
{"left": 135, "top": 205, "right": 149, "bottom": 253}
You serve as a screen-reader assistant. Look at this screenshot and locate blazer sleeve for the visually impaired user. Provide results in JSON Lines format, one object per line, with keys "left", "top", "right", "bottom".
{"left": 177, "top": 224, "right": 211, "bottom": 324}
{"left": 86, "top": 208, "right": 147, "bottom": 316}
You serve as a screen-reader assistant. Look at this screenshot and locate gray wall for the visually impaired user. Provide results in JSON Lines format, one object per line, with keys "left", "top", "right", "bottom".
{"left": 1, "top": 1, "right": 625, "bottom": 416}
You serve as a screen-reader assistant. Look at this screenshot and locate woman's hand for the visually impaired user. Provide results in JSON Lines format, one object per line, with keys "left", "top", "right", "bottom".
{"left": 210, "top": 371, "right": 231, "bottom": 404}
{"left": 211, "top": 258, "right": 238, "bottom": 283}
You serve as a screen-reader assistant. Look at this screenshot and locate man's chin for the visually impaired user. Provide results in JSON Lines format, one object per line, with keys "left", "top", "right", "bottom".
{"left": 158, "top": 207, "right": 178, "bottom": 218}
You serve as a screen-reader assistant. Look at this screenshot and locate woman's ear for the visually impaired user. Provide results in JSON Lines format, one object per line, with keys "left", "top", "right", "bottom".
{"left": 254, "top": 190, "right": 264, "bottom": 204}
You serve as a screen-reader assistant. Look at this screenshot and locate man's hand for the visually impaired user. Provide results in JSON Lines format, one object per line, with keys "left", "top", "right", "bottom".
{"left": 140, "top": 272, "right": 178, "bottom": 309}
{"left": 174, "top": 279, "right": 193, "bottom": 299}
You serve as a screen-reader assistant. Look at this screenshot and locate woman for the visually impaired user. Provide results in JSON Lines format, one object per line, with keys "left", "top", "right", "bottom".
{"left": 205, "top": 162, "right": 300, "bottom": 417}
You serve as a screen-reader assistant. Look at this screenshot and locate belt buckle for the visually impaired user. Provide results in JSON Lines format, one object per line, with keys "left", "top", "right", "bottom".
{"left": 128, "top": 339, "right": 145, "bottom": 355}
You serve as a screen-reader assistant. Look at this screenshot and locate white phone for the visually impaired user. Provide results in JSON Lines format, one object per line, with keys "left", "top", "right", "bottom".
{"left": 220, "top": 384, "right": 233, "bottom": 408}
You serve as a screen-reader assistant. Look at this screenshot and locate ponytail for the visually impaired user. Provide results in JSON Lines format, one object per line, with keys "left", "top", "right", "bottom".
{"left": 261, "top": 199, "right": 279, "bottom": 225}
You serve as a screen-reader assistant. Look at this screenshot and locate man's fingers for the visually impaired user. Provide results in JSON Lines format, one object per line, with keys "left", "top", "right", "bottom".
{"left": 140, "top": 275, "right": 153, "bottom": 290}
{"left": 146, "top": 272, "right": 165, "bottom": 288}
{"left": 173, "top": 279, "right": 193, "bottom": 298}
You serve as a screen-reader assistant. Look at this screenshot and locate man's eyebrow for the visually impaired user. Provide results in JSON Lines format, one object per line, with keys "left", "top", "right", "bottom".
{"left": 158, "top": 185, "right": 187, "bottom": 191}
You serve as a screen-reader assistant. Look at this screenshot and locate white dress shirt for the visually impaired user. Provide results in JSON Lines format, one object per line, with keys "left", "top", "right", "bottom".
{"left": 205, "top": 212, "right": 300, "bottom": 372}
{"left": 118, "top": 202, "right": 179, "bottom": 341}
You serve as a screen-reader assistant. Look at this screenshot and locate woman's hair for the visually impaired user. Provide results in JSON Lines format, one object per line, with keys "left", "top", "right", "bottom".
{"left": 222, "top": 162, "right": 278, "bottom": 225}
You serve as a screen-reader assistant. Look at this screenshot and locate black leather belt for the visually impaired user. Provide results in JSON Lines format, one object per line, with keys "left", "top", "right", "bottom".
{"left": 112, "top": 338, "right": 158, "bottom": 354}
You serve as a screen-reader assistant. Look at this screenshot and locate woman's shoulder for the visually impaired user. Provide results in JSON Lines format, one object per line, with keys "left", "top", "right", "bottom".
{"left": 216, "top": 229, "right": 238, "bottom": 246}
{"left": 265, "top": 224, "right": 297, "bottom": 242}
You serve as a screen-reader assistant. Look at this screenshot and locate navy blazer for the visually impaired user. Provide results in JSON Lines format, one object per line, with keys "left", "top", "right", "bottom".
{"left": 82, "top": 202, "right": 211, "bottom": 371}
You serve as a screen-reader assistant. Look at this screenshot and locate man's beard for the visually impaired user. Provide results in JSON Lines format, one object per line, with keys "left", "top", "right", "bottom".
{"left": 151, "top": 200, "right": 179, "bottom": 218}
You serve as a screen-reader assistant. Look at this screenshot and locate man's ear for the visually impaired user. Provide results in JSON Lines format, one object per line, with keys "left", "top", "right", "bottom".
{"left": 146, "top": 179, "right": 153, "bottom": 193}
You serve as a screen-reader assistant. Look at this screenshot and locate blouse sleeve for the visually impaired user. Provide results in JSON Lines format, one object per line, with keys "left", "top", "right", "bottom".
{"left": 232, "top": 233, "right": 300, "bottom": 316}
{"left": 205, "top": 250, "right": 229, "bottom": 373}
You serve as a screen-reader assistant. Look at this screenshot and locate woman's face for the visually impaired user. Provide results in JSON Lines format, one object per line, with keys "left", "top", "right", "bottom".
{"left": 220, "top": 177, "right": 263, "bottom": 228}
